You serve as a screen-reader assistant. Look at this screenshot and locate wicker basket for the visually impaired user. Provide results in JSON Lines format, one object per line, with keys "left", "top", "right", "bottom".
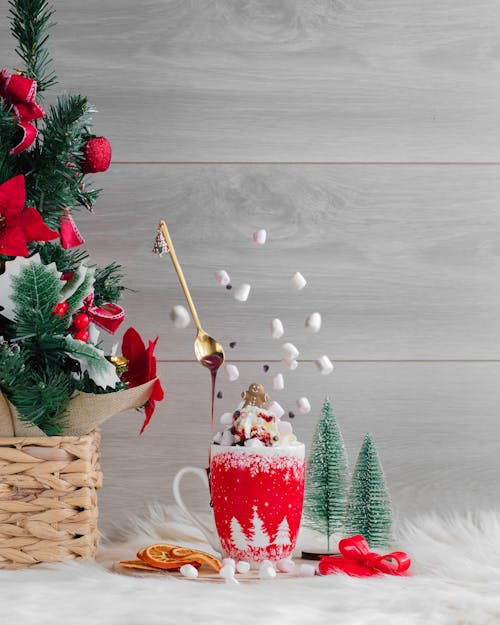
{"left": 0, "top": 430, "right": 102, "bottom": 568}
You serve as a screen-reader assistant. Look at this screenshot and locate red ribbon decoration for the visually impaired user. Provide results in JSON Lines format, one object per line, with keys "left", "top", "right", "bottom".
{"left": 318, "top": 535, "right": 411, "bottom": 578}
{"left": 0, "top": 69, "right": 45, "bottom": 155}
{"left": 59, "top": 210, "right": 85, "bottom": 249}
{"left": 81, "top": 294, "right": 125, "bottom": 335}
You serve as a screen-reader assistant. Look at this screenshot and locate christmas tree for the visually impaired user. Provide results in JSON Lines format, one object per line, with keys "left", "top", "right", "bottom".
{"left": 230, "top": 517, "right": 248, "bottom": 551}
{"left": 302, "top": 398, "right": 349, "bottom": 551}
{"left": 343, "top": 434, "right": 393, "bottom": 548}
{"left": 275, "top": 516, "right": 291, "bottom": 546}
{"left": 248, "top": 507, "right": 270, "bottom": 549}
{"left": 0, "top": 0, "right": 162, "bottom": 435}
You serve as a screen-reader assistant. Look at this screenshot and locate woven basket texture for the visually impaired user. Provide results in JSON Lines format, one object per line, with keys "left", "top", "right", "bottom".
{"left": 0, "top": 430, "right": 102, "bottom": 568}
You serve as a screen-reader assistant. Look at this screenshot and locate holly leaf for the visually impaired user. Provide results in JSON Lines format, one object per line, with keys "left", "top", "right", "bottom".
{"left": 0, "top": 254, "right": 61, "bottom": 321}
{"left": 64, "top": 335, "right": 120, "bottom": 389}
{"left": 60, "top": 264, "right": 95, "bottom": 314}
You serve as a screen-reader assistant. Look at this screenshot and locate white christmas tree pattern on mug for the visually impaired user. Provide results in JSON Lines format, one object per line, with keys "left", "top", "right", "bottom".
{"left": 228, "top": 506, "right": 292, "bottom": 555}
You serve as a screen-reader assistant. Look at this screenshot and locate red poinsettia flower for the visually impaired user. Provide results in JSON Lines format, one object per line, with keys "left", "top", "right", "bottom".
{"left": 0, "top": 175, "right": 58, "bottom": 256}
{"left": 121, "top": 327, "right": 164, "bottom": 434}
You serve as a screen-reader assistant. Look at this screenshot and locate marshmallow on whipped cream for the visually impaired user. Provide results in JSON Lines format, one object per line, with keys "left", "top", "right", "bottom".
{"left": 212, "top": 383, "right": 300, "bottom": 448}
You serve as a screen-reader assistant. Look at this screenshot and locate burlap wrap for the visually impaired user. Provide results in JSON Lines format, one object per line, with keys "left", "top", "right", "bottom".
{"left": 0, "top": 378, "right": 158, "bottom": 437}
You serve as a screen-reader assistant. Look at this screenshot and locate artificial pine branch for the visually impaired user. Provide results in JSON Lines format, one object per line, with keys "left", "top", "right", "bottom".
{"left": 93, "top": 262, "right": 128, "bottom": 305}
{"left": 35, "top": 241, "right": 89, "bottom": 273}
{"left": 26, "top": 95, "right": 100, "bottom": 227}
{"left": 0, "top": 107, "right": 21, "bottom": 183}
{"left": 8, "top": 0, "right": 57, "bottom": 92}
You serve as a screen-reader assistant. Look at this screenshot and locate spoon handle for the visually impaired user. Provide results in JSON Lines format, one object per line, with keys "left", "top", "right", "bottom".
{"left": 158, "top": 220, "right": 203, "bottom": 333}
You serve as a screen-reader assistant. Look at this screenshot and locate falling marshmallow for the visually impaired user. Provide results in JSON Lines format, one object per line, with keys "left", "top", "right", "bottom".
{"left": 252, "top": 229, "right": 267, "bottom": 245}
{"left": 271, "top": 318, "right": 284, "bottom": 340}
{"left": 292, "top": 272, "right": 307, "bottom": 290}
{"left": 180, "top": 564, "right": 199, "bottom": 578}
{"left": 221, "top": 430, "right": 234, "bottom": 446}
{"left": 222, "top": 558, "right": 236, "bottom": 570}
{"left": 282, "top": 358, "right": 299, "bottom": 370}
{"left": 234, "top": 283, "right": 251, "bottom": 302}
{"left": 219, "top": 564, "right": 236, "bottom": 579}
{"left": 299, "top": 564, "right": 316, "bottom": 577}
{"left": 276, "top": 559, "right": 296, "bottom": 574}
{"left": 214, "top": 270, "right": 230, "bottom": 286}
{"left": 272, "top": 373, "right": 284, "bottom": 391}
{"left": 224, "top": 364, "right": 240, "bottom": 382}
{"left": 169, "top": 305, "right": 190, "bottom": 329}
{"left": 296, "top": 397, "right": 311, "bottom": 414}
{"left": 283, "top": 342, "right": 299, "bottom": 360}
{"left": 278, "top": 421, "right": 293, "bottom": 435}
{"left": 267, "top": 400, "right": 285, "bottom": 419}
{"left": 315, "top": 355, "right": 334, "bottom": 375}
{"left": 305, "top": 312, "right": 322, "bottom": 333}
{"left": 236, "top": 561, "right": 251, "bottom": 574}
{"left": 220, "top": 412, "right": 233, "bottom": 426}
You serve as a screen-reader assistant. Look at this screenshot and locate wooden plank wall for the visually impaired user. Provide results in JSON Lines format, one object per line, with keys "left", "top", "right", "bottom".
{"left": 1, "top": 1, "right": 499, "bottom": 532}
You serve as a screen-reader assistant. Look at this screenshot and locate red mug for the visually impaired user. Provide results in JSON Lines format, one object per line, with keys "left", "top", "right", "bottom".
{"left": 173, "top": 443, "right": 305, "bottom": 563}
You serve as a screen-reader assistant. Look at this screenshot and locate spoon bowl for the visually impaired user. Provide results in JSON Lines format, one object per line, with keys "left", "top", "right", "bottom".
{"left": 195, "top": 331, "right": 225, "bottom": 369}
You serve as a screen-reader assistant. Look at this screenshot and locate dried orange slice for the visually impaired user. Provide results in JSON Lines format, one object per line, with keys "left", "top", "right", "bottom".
{"left": 139, "top": 543, "right": 222, "bottom": 572}
{"left": 119, "top": 560, "right": 166, "bottom": 571}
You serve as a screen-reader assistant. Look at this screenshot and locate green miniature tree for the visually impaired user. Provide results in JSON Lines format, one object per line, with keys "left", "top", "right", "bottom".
{"left": 343, "top": 434, "right": 393, "bottom": 548}
{"left": 302, "top": 398, "right": 350, "bottom": 551}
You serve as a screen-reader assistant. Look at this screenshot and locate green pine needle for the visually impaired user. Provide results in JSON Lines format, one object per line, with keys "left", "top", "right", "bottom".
{"left": 9, "top": 0, "right": 57, "bottom": 91}
{"left": 93, "top": 262, "right": 128, "bottom": 306}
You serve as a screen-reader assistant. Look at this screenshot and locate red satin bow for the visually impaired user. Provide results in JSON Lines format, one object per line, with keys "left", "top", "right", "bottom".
{"left": 0, "top": 69, "right": 45, "bottom": 155}
{"left": 318, "top": 535, "right": 411, "bottom": 577}
{"left": 81, "top": 294, "right": 125, "bottom": 335}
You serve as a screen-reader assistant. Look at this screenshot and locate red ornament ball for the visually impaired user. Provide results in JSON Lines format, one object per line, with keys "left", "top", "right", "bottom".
{"left": 53, "top": 301, "right": 68, "bottom": 317}
{"left": 73, "top": 328, "right": 90, "bottom": 343}
{"left": 73, "top": 313, "right": 90, "bottom": 330}
{"left": 81, "top": 136, "right": 112, "bottom": 173}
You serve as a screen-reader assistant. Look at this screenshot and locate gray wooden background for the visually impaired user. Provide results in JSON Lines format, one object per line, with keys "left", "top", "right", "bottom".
{"left": 1, "top": 0, "right": 500, "bottom": 533}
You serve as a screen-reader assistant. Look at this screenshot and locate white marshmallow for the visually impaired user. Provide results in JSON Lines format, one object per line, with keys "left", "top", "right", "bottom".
{"left": 225, "top": 576, "right": 240, "bottom": 585}
{"left": 259, "top": 565, "right": 277, "bottom": 579}
{"left": 296, "top": 397, "right": 311, "bottom": 414}
{"left": 221, "top": 430, "right": 234, "bottom": 446}
{"left": 169, "top": 305, "right": 190, "bottom": 329}
{"left": 315, "top": 355, "right": 334, "bottom": 375}
{"left": 224, "top": 364, "right": 240, "bottom": 382}
{"left": 292, "top": 272, "right": 307, "bottom": 290}
{"left": 266, "top": 400, "right": 285, "bottom": 419}
{"left": 179, "top": 564, "right": 198, "bottom": 578}
{"left": 219, "top": 564, "right": 235, "bottom": 579}
{"left": 234, "top": 283, "right": 251, "bottom": 302}
{"left": 252, "top": 229, "right": 267, "bottom": 245}
{"left": 279, "top": 433, "right": 298, "bottom": 446}
{"left": 236, "top": 561, "right": 251, "bottom": 574}
{"left": 282, "top": 358, "right": 299, "bottom": 370}
{"left": 305, "top": 312, "right": 322, "bottom": 333}
{"left": 278, "top": 421, "right": 293, "bottom": 435}
{"left": 276, "top": 559, "right": 295, "bottom": 573}
{"left": 244, "top": 438, "right": 264, "bottom": 448}
{"left": 299, "top": 563, "right": 316, "bottom": 577}
{"left": 271, "top": 318, "right": 284, "bottom": 340}
{"left": 213, "top": 431, "right": 223, "bottom": 445}
{"left": 220, "top": 412, "right": 233, "bottom": 426}
{"left": 283, "top": 342, "right": 299, "bottom": 360}
{"left": 272, "top": 373, "right": 284, "bottom": 391}
{"left": 214, "top": 270, "right": 230, "bottom": 286}
{"left": 222, "top": 558, "right": 236, "bottom": 570}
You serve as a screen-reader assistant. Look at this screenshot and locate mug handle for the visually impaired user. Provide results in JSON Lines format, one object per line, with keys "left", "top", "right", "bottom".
{"left": 172, "top": 466, "right": 222, "bottom": 553}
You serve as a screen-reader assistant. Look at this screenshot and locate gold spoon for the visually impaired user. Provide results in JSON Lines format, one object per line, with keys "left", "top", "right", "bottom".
{"left": 156, "top": 220, "right": 225, "bottom": 370}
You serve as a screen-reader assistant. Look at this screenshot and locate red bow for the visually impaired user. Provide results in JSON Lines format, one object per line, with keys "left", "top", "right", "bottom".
{"left": 318, "top": 535, "right": 411, "bottom": 577}
{"left": 59, "top": 210, "right": 85, "bottom": 249}
{"left": 81, "top": 293, "right": 125, "bottom": 335}
{"left": 0, "top": 70, "right": 45, "bottom": 155}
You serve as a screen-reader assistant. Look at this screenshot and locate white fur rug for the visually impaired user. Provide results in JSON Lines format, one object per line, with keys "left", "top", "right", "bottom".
{"left": 2, "top": 506, "right": 500, "bottom": 625}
